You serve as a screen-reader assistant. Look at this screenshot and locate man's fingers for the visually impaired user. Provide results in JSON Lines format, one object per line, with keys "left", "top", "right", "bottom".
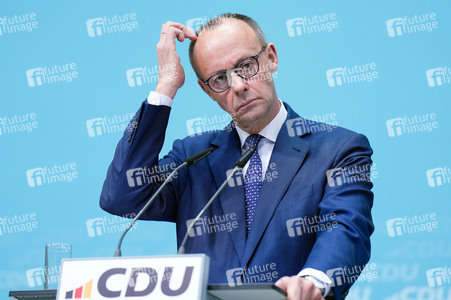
{"left": 275, "top": 276, "right": 324, "bottom": 300}
{"left": 160, "top": 21, "right": 197, "bottom": 41}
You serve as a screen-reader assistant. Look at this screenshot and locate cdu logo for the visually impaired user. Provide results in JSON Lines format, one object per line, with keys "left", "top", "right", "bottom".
{"left": 26, "top": 268, "right": 45, "bottom": 287}
{"left": 86, "top": 218, "right": 105, "bottom": 237}
{"left": 26, "top": 68, "right": 45, "bottom": 87}
{"left": 86, "top": 18, "right": 104, "bottom": 37}
{"left": 126, "top": 68, "right": 145, "bottom": 87}
{"left": 26, "top": 168, "right": 45, "bottom": 187}
{"left": 86, "top": 118, "right": 104, "bottom": 137}
{"left": 326, "top": 68, "right": 344, "bottom": 87}
{"left": 286, "top": 18, "right": 303, "bottom": 37}
{"left": 386, "top": 18, "right": 404, "bottom": 37}
{"left": 65, "top": 279, "right": 93, "bottom": 299}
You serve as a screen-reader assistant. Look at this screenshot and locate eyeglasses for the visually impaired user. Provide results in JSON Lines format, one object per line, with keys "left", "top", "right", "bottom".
{"left": 202, "top": 46, "right": 267, "bottom": 93}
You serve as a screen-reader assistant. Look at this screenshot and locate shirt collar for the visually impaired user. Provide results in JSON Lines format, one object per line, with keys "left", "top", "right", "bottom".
{"left": 235, "top": 99, "right": 288, "bottom": 148}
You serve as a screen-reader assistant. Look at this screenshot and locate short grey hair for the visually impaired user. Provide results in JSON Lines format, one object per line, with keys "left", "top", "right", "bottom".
{"left": 188, "top": 13, "right": 268, "bottom": 79}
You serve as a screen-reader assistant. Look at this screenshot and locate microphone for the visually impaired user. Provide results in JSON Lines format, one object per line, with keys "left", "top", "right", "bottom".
{"left": 178, "top": 146, "right": 257, "bottom": 254}
{"left": 114, "top": 146, "right": 216, "bottom": 257}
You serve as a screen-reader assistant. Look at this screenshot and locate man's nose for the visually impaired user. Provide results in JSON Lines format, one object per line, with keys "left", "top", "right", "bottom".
{"left": 229, "top": 71, "right": 247, "bottom": 93}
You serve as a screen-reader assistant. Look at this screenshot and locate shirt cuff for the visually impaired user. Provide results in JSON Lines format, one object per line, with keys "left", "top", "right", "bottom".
{"left": 147, "top": 91, "right": 173, "bottom": 107}
{"left": 298, "top": 268, "right": 332, "bottom": 296}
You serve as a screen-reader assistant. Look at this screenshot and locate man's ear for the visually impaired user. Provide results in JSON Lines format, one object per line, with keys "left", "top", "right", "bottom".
{"left": 266, "top": 43, "right": 279, "bottom": 73}
{"left": 198, "top": 79, "right": 217, "bottom": 101}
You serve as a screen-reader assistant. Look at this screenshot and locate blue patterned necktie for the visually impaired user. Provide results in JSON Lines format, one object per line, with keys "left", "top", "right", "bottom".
{"left": 244, "top": 134, "right": 263, "bottom": 235}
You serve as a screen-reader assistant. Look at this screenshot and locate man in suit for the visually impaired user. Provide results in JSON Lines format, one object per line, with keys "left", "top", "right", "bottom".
{"left": 100, "top": 13, "right": 374, "bottom": 300}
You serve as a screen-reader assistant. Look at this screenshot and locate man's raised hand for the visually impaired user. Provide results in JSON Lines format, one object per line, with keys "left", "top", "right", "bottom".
{"left": 155, "top": 22, "right": 197, "bottom": 99}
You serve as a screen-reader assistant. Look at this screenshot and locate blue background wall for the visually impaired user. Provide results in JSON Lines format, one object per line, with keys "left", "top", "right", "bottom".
{"left": 1, "top": 1, "right": 450, "bottom": 299}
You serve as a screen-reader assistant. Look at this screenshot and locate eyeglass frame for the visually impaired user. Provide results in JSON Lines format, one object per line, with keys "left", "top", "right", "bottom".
{"left": 202, "top": 45, "right": 268, "bottom": 93}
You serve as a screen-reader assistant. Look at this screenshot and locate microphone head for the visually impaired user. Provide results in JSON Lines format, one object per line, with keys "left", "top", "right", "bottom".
{"left": 184, "top": 146, "right": 216, "bottom": 166}
{"left": 235, "top": 145, "right": 257, "bottom": 168}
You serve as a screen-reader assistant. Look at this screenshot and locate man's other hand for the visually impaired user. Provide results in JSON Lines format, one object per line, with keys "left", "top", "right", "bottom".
{"left": 275, "top": 276, "right": 325, "bottom": 300}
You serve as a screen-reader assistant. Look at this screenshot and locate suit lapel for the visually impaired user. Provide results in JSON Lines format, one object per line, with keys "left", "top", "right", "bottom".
{"left": 242, "top": 104, "right": 311, "bottom": 267}
{"left": 208, "top": 127, "right": 247, "bottom": 264}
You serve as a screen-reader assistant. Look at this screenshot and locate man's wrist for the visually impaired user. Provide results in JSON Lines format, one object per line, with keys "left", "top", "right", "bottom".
{"left": 301, "top": 275, "right": 326, "bottom": 296}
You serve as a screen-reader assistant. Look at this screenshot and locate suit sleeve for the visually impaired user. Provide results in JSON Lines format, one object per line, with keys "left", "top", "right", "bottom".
{"left": 302, "top": 133, "right": 374, "bottom": 299}
{"left": 99, "top": 100, "right": 188, "bottom": 222}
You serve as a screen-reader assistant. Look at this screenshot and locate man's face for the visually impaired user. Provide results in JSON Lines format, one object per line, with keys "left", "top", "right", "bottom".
{"left": 193, "top": 19, "right": 279, "bottom": 133}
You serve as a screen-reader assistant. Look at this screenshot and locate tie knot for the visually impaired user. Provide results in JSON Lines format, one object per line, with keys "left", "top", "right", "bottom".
{"left": 245, "top": 134, "right": 262, "bottom": 148}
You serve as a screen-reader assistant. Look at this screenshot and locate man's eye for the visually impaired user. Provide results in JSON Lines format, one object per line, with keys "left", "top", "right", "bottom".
{"left": 214, "top": 74, "right": 227, "bottom": 83}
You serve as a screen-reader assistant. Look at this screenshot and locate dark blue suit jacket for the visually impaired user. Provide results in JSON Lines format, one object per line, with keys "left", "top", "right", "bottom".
{"left": 100, "top": 100, "right": 374, "bottom": 299}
